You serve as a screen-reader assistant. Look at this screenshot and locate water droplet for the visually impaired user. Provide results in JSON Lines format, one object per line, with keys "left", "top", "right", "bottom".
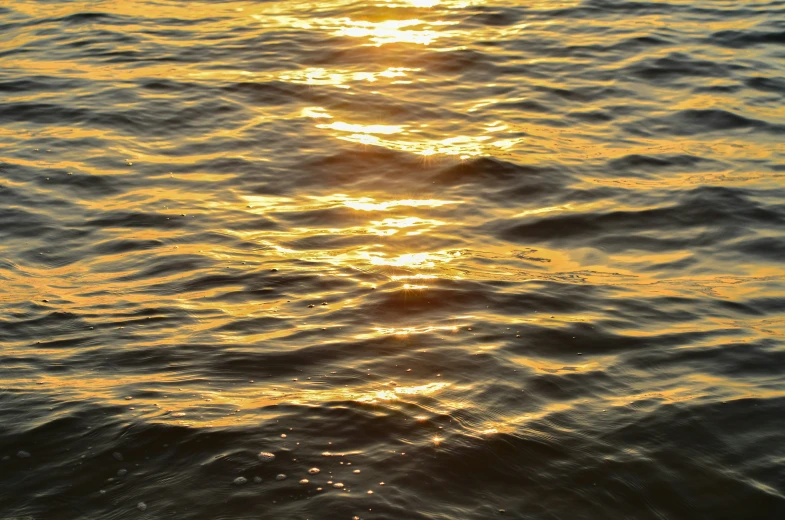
{"left": 276, "top": 474, "right": 287, "bottom": 481}
{"left": 308, "top": 468, "right": 320, "bottom": 474}
{"left": 234, "top": 476, "right": 248, "bottom": 485}
{"left": 137, "top": 502, "right": 147, "bottom": 511}
{"left": 257, "top": 451, "right": 275, "bottom": 462}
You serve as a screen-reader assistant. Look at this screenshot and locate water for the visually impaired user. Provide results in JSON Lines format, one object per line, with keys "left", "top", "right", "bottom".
{"left": 1, "top": 0, "right": 784, "bottom": 518}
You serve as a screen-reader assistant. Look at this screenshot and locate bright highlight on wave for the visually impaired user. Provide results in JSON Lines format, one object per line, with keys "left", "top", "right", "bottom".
{"left": 385, "top": 0, "right": 484, "bottom": 7}
{"left": 318, "top": 121, "right": 406, "bottom": 135}
{"left": 333, "top": 17, "right": 456, "bottom": 46}
{"left": 390, "top": 273, "right": 439, "bottom": 281}
{"left": 311, "top": 194, "right": 460, "bottom": 211}
{"left": 303, "top": 106, "right": 521, "bottom": 158}
{"left": 363, "top": 250, "right": 461, "bottom": 268}
{"left": 356, "top": 382, "right": 451, "bottom": 403}
{"left": 401, "top": 0, "right": 441, "bottom": 6}
{"left": 368, "top": 216, "right": 445, "bottom": 236}
{"left": 283, "top": 67, "right": 418, "bottom": 88}
{"left": 254, "top": 14, "right": 455, "bottom": 46}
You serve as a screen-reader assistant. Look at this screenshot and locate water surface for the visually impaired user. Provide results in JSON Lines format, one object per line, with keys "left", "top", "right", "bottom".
{"left": 1, "top": 0, "right": 785, "bottom": 518}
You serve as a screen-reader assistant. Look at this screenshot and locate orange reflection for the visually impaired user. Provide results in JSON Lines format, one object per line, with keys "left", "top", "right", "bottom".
{"left": 364, "top": 324, "right": 462, "bottom": 338}
{"left": 368, "top": 216, "right": 445, "bottom": 236}
{"left": 385, "top": 0, "right": 485, "bottom": 7}
{"left": 253, "top": 14, "right": 456, "bottom": 47}
{"left": 356, "top": 382, "right": 450, "bottom": 403}
{"left": 304, "top": 107, "right": 522, "bottom": 158}
{"left": 309, "top": 194, "right": 460, "bottom": 211}
{"left": 236, "top": 193, "right": 464, "bottom": 292}
{"left": 319, "top": 121, "right": 405, "bottom": 135}
{"left": 364, "top": 251, "right": 460, "bottom": 268}
{"left": 282, "top": 66, "right": 418, "bottom": 88}
{"left": 333, "top": 18, "right": 456, "bottom": 46}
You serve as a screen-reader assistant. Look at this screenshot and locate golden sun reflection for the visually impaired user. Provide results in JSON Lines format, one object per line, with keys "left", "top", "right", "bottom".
{"left": 356, "top": 381, "right": 451, "bottom": 403}
{"left": 385, "top": 0, "right": 484, "bottom": 7}
{"left": 338, "top": 133, "right": 519, "bottom": 159}
{"left": 318, "top": 121, "right": 406, "bottom": 135}
{"left": 333, "top": 18, "right": 456, "bottom": 46}
{"left": 368, "top": 216, "right": 445, "bottom": 236}
{"left": 281, "top": 66, "right": 418, "bottom": 88}
{"left": 364, "top": 250, "right": 460, "bottom": 268}
{"left": 303, "top": 107, "right": 522, "bottom": 159}
{"left": 357, "top": 323, "right": 464, "bottom": 338}
{"left": 309, "top": 194, "right": 460, "bottom": 211}
{"left": 255, "top": 14, "right": 456, "bottom": 47}
{"left": 390, "top": 273, "right": 439, "bottom": 281}
{"left": 513, "top": 203, "right": 575, "bottom": 218}
{"left": 235, "top": 192, "right": 468, "bottom": 291}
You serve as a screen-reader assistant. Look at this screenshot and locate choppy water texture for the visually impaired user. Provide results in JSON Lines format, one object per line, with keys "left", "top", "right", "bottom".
{"left": 1, "top": 0, "right": 785, "bottom": 518}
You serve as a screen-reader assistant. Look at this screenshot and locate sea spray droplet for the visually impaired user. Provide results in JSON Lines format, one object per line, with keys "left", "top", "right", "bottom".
{"left": 234, "top": 476, "right": 248, "bottom": 485}
{"left": 333, "top": 482, "right": 344, "bottom": 488}
{"left": 299, "top": 479, "right": 309, "bottom": 484}
{"left": 276, "top": 474, "right": 287, "bottom": 481}
{"left": 308, "top": 467, "right": 320, "bottom": 474}
{"left": 17, "top": 450, "right": 31, "bottom": 458}
{"left": 117, "top": 469, "right": 128, "bottom": 476}
{"left": 258, "top": 452, "right": 275, "bottom": 462}
{"left": 113, "top": 452, "right": 123, "bottom": 461}
{"left": 253, "top": 476, "right": 262, "bottom": 483}
{"left": 137, "top": 502, "right": 147, "bottom": 511}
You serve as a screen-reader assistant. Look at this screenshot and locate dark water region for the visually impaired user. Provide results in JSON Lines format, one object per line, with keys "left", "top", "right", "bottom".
{"left": 1, "top": 0, "right": 785, "bottom": 518}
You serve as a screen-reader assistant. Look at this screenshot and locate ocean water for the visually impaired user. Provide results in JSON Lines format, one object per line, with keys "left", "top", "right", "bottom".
{"left": 1, "top": 0, "right": 785, "bottom": 518}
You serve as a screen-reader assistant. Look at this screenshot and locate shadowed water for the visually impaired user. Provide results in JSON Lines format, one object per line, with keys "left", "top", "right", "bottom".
{"left": 1, "top": 0, "right": 785, "bottom": 518}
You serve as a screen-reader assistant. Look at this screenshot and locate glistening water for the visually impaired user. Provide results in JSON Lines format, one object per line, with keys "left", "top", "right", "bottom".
{"left": 1, "top": 1, "right": 784, "bottom": 519}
